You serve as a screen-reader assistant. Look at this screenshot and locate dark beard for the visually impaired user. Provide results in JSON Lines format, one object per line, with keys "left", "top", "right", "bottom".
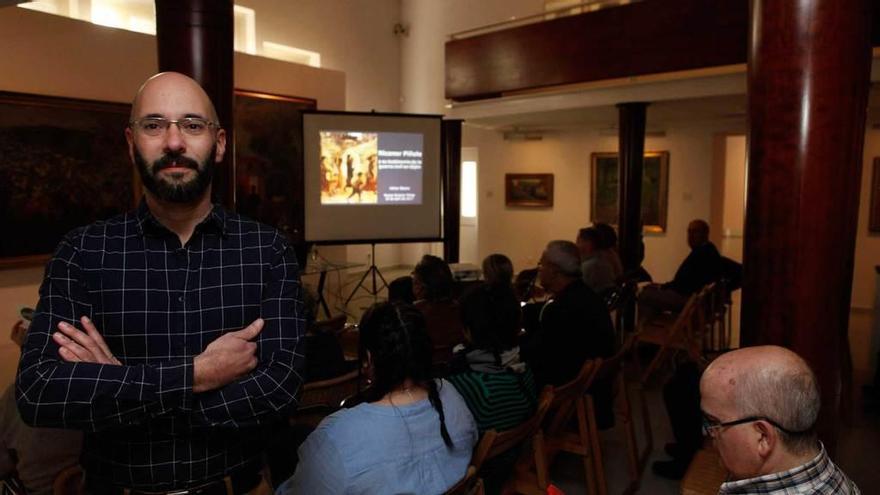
{"left": 134, "top": 145, "right": 215, "bottom": 203}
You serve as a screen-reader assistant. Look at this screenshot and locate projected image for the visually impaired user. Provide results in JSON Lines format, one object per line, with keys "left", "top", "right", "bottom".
{"left": 320, "top": 130, "right": 423, "bottom": 205}
{"left": 320, "top": 131, "right": 378, "bottom": 204}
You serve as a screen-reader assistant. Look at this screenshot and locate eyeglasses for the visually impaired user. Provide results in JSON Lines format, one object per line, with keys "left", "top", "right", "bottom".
{"left": 129, "top": 117, "right": 218, "bottom": 137}
{"left": 701, "top": 413, "right": 805, "bottom": 437}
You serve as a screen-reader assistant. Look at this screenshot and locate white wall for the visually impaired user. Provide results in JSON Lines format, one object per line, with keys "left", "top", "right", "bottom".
{"left": 238, "top": 0, "right": 401, "bottom": 112}
{"left": 463, "top": 121, "right": 725, "bottom": 282}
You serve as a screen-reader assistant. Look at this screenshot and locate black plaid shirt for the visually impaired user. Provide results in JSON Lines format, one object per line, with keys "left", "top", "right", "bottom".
{"left": 15, "top": 201, "right": 305, "bottom": 490}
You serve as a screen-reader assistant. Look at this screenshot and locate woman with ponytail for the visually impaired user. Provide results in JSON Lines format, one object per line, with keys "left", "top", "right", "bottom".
{"left": 277, "top": 302, "right": 477, "bottom": 494}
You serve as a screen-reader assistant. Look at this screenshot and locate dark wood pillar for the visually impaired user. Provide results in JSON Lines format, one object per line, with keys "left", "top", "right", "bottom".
{"left": 617, "top": 102, "right": 648, "bottom": 334}
{"left": 742, "top": 0, "right": 872, "bottom": 452}
{"left": 155, "top": 0, "right": 235, "bottom": 208}
{"left": 617, "top": 102, "right": 648, "bottom": 272}
{"left": 442, "top": 120, "right": 463, "bottom": 263}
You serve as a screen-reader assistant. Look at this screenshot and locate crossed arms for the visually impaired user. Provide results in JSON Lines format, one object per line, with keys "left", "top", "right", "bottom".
{"left": 15, "top": 234, "right": 305, "bottom": 432}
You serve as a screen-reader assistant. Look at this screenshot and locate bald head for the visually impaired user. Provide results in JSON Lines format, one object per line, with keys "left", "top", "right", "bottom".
{"left": 702, "top": 346, "right": 820, "bottom": 454}
{"left": 130, "top": 72, "right": 219, "bottom": 124}
{"left": 687, "top": 219, "right": 710, "bottom": 248}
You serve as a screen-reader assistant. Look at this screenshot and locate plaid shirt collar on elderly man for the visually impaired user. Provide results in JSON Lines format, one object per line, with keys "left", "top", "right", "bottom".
{"left": 719, "top": 443, "right": 859, "bottom": 495}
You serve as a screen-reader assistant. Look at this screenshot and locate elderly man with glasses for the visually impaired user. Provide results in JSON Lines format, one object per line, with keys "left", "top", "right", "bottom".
{"left": 700, "top": 346, "right": 858, "bottom": 494}
{"left": 16, "top": 72, "right": 305, "bottom": 494}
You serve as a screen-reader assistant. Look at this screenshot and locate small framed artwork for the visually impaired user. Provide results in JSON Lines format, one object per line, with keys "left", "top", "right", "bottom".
{"left": 505, "top": 173, "right": 554, "bottom": 207}
{"left": 870, "top": 158, "right": 880, "bottom": 233}
{"left": 590, "top": 151, "right": 670, "bottom": 233}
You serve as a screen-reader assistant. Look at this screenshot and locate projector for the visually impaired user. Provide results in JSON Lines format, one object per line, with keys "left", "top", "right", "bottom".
{"left": 449, "top": 263, "right": 481, "bottom": 282}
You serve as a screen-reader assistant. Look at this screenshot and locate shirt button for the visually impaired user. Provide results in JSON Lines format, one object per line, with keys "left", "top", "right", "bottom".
{"left": 178, "top": 295, "right": 184, "bottom": 302}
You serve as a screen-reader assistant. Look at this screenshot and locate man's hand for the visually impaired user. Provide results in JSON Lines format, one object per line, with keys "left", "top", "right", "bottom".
{"left": 53, "top": 316, "right": 122, "bottom": 365}
{"left": 193, "top": 319, "right": 264, "bottom": 393}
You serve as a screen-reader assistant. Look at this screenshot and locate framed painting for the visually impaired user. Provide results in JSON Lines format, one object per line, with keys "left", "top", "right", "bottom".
{"left": 870, "top": 158, "right": 880, "bottom": 233}
{"left": 0, "top": 91, "right": 136, "bottom": 268}
{"left": 505, "top": 173, "right": 554, "bottom": 207}
{"left": 234, "top": 90, "right": 316, "bottom": 245}
{"left": 590, "top": 151, "right": 670, "bottom": 233}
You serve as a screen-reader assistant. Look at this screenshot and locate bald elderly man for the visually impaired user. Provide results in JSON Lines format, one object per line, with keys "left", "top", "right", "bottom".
{"left": 16, "top": 73, "right": 305, "bottom": 493}
{"left": 638, "top": 219, "right": 723, "bottom": 325}
{"left": 701, "top": 346, "right": 859, "bottom": 494}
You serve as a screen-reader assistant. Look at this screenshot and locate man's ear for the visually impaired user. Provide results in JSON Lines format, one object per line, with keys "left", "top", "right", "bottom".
{"left": 754, "top": 420, "right": 776, "bottom": 459}
{"left": 214, "top": 128, "right": 227, "bottom": 163}
{"left": 125, "top": 127, "right": 136, "bottom": 164}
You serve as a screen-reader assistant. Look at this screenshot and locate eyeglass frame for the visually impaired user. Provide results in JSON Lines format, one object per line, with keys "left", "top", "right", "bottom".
{"left": 128, "top": 117, "right": 220, "bottom": 137}
{"left": 701, "top": 412, "right": 808, "bottom": 437}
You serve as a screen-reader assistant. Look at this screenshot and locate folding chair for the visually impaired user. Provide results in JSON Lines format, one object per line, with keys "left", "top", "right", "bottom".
{"left": 471, "top": 387, "right": 556, "bottom": 495}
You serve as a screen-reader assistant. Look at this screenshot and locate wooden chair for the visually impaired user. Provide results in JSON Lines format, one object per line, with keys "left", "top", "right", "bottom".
{"left": 702, "top": 282, "right": 731, "bottom": 354}
{"left": 53, "top": 465, "right": 83, "bottom": 495}
{"left": 680, "top": 445, "right": 728, "bottom": 495}
{"left": 470, "top": 387, "right": 556, "bottom": 495}
{"left": 581, "top": 336, "right": 647, "bottom": 495}
{"left": 541, "top": 359, "right": 602, "bottom": 495}
{"left": 293, "top": 368, "right": 363, "bottom": 427}
{"left": 636, "top": 287, "right": 707, "bottom": 383}
{"left": 444, "top": 466, "right": 485, "bottom": 495}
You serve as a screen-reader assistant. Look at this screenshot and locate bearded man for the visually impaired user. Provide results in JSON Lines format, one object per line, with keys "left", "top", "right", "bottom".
{"left": 16, "top": 72, "right": 305, "bottom": 494}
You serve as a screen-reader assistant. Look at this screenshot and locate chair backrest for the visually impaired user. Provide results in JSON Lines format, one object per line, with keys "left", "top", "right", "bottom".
{"left": 470, "top": 386, "right": 555, "bottom": 471}
{"left": 544, "top": 359, "right": 601, "bottom": 434}
{"left": 443, "top": 466, "right": 484, "bottom": 495}
{"left": 299, "top": 368, "right": 362, "bottom": 409}
{"left": 310, "top": 314, "right": 347, "bottom": 335}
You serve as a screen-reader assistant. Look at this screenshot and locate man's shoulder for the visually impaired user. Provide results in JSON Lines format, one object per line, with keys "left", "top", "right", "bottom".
{"left": 55, "top": 211, "right": 138, "bottom": 251}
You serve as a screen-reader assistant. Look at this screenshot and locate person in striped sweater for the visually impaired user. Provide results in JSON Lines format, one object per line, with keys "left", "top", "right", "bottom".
{"left": 447, "top": 283, "right": 537, "bottom": 494}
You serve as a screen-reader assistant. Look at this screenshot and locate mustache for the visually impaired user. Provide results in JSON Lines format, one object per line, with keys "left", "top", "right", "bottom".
{"left": 152, "top": 153, "right": 200, "bottom": 173}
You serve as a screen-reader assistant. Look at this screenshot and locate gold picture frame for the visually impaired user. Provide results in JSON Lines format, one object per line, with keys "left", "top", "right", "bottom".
{"left": 590, "top": 151, "right": 669, "bottom": 233}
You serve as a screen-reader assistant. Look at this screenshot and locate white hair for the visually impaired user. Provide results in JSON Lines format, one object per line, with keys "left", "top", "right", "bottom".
{"left": 543, "top": 240, "right": 582, "bottom": 277}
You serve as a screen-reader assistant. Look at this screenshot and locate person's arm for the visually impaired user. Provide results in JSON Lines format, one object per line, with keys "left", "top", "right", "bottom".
{"left": 276, "top": 427, "right": 345, "bottom": 495}
{"left": 16, "top": 232, "right": 192, "bottom": 431}
{"left": 188, "top": 234, "right": 305, "bottom": 428}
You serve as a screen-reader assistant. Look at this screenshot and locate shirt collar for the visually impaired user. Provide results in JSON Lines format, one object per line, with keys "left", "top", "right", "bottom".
{"left": 719, "top": 443, "right": 829, "bottom": 494}
{"left": 135, "top": 198, "right": 228, "bottom": 238}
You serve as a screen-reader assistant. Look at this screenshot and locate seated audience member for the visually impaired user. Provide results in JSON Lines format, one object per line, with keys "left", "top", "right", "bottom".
{"left": 448, "top": 285, "right": 536, "bottom": 432}
{"left": 278, "top": 303, "right": 478, "bottom": 495}
{"left": 576, "top": 227, "right": 617, "bottom": 295}
{"left": 638, "top": 219, "right": 722, "bottom": 324}
{"left": 413, "top": 255, "right": 466, "bottom": 364}
{"left": 388, "top": 275, "right": 415, "bottom": 305}
{"left": 521, "top": 241, "right": 615, "bottom": 426}
{"left": 448, "top": 284, "right": 536, "bottom": 495}
{"left": 651, "top": 361, "right": 703, "bottom": 479}
{"left": 593, "top": 222, "right": 624, "bottom": 280}
{"left": 482, "top": 253, "right": 515, "bottom": 290}
{"left": 1, "top": 318, "right": 82, "bottom": 495}
{"left": 701, "top": 346, "right": 859, "bottom": 494}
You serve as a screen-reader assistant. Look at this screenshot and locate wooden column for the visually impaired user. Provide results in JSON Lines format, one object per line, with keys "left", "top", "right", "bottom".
{"left": 442, "top": 119, "right": 463, "bottom": 263}
{"left": 617, "top": 102, "right": 648, "bottom": 273}
{"left": 618, "top": 103, "right": 647, "bottom": 334}
{"left": 741, "top": 0, "right": 872, "bottom": 452}
{"left": 154, "top": 0, "right": 235, "bottom": 207}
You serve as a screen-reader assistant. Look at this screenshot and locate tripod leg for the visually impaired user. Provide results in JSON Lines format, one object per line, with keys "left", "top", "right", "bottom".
{"left": 345, "top": 266, "right": 374, "bottom": 307}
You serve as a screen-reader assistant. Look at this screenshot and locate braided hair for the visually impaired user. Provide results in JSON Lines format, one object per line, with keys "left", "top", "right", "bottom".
{"left": 359, "top": 302, "right": 454, "bottom": 448}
